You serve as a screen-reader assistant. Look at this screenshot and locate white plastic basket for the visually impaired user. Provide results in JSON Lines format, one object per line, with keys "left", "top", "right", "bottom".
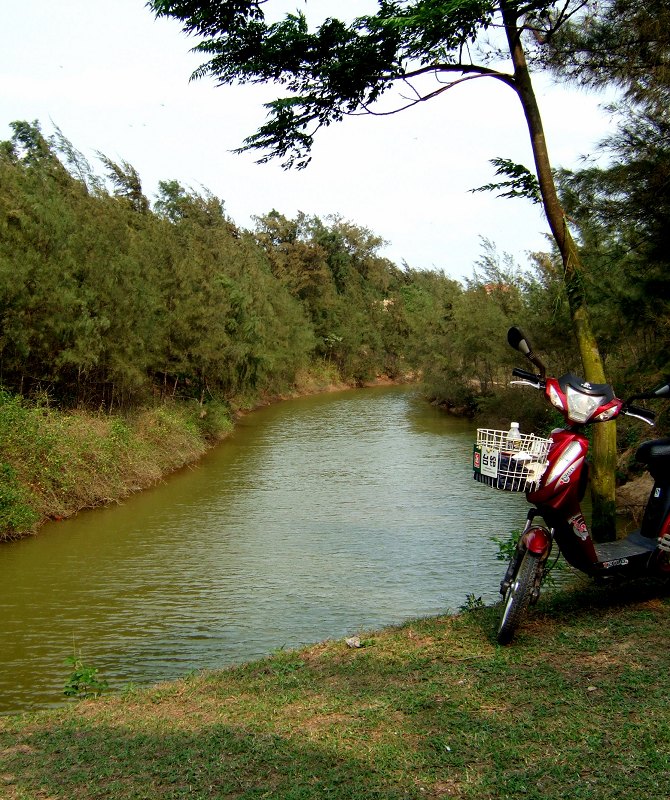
{"left": 473, "top": 428, "right": 551, "bottom": 492}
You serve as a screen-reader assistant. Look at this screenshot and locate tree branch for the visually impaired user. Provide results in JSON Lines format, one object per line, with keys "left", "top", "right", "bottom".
{"left": 401, "top": 62, "right": 515, "bottom": 86}
{"left": 354, "top": 70, "right": 516, "bottom": 117}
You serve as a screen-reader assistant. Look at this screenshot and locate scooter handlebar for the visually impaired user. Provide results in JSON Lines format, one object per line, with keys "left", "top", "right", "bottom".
{"left": 511, "top": 368, "right": 545, "bottom": 386}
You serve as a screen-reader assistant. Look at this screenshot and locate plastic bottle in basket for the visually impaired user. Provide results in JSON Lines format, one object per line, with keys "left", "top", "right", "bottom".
{"left": 500, "top": 422, "right": 526, "bottom": 490}
{"left": 506, "top": 422, "right": 521, "bottom": 447}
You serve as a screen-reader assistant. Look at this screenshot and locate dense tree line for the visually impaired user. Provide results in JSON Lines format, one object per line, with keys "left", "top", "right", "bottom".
{"left": 0, "top": 123, "right": 380, "bottom": 406}
{"left": 1, "top": 112, "right": 667, "bottom": 446}
{"left": 0, "top": 121, "right": 447, "bottom": 409}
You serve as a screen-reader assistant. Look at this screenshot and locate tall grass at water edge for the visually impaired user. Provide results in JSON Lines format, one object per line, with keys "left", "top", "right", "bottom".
{"left": 0, "top": 390, "right": 233, "bottom": 540}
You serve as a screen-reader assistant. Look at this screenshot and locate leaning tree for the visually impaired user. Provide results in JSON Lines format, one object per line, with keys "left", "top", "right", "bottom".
{"left": 150, "top": 0, "right": 618, "bottom": 538}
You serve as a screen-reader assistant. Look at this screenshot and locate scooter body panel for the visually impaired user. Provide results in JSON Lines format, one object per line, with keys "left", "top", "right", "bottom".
{"left": 527, "top": 430, "right": 589, "bottom": 510}
{"left": 525, "top": 429, "right": 669, "bottom": 575}
{"left": 527, "top": 430, "right": 600, "bottom": 570}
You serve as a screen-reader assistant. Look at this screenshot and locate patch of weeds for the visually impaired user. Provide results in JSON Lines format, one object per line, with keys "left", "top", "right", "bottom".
{"left": 63, "top": 654, "right": 109, "bottom": 699}
{"left": 109, "top": 418, "right": 132, "bottom": 446}
{"left": 269, "top": 652, "right": 306, "bottom": 677}
{"left": 0, "top": 461, "right": 38, "bottom": 535}
{"left": 492, "top": 528, "right": 522, "bottom": 562}
{"left": 459, "top": 593, "right": 485, "bottom": 612}
{"left": 193, "top": 399, "right": 234, "bottom": 441}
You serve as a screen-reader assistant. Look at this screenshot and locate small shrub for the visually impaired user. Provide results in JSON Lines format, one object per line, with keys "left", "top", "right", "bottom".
{"left": 63, "top": 655, "right": 109, "bottom": 699}
{"left": 192, "top": 400, "right": 234, "bottom": 441}
{"left": 459, "top": 594, "right": 485, "bottom": 612}
{"left": 492, "top": 528, "right": 522, "bottom": 562}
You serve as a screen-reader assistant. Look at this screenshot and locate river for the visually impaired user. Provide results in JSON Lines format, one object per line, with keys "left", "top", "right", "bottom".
{"left": 0, "top": 385, "right": 531, "bottom": 714}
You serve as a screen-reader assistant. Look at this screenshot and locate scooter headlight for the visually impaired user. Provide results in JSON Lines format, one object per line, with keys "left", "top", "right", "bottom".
{"left": 566, "top": 386, "right": 606, "bottom": 423}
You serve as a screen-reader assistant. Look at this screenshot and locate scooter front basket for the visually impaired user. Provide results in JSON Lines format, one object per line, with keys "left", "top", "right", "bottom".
{"left": 473, "top": 429, "right": 551, "bottom": 492}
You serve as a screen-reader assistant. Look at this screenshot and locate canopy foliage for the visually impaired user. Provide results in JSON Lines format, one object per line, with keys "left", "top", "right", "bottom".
{"left": 149, "top": 0, "right": 585, "bottom": 168}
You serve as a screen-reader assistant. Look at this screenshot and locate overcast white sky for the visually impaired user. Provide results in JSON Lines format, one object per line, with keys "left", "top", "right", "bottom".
{"left": 1, "top": 1, "right": 616, "bottom": 281}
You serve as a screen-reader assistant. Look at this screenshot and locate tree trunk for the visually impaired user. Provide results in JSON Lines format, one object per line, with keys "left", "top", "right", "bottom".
{"left": 501, "top": 1, "right": 617, "bottom": 541}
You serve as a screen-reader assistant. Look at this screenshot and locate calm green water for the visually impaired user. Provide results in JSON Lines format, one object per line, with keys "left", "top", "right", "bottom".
{"left": 0, "top": 385, "right": 530, "bottom": 714}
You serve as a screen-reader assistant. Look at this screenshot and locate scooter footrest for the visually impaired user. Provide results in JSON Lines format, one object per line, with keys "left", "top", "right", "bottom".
{"left": 595, "top": 531, "right": 658, "bottom": 561}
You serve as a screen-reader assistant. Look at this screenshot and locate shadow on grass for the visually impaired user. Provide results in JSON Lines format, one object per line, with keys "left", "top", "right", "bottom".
{"left": 534, "top": 575, "right": 670, "bottom": 619}
{"left": 2, "top": 719, "right": 422, "bottom": 800}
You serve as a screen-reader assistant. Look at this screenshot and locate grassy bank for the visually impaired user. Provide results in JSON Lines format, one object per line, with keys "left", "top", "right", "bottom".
{"left": 0, "top": 363, "right": 357, "bottom": 542}
{"left": 0, "top": 391, "right": 235, "bottom": 541}
{"left": 1, "top": 581, "right": 668, "bottom": 799}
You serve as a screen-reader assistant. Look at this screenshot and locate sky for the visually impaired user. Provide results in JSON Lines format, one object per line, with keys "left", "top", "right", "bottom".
{"left": 1, "top": 1, "right": 616, "bottom": 281}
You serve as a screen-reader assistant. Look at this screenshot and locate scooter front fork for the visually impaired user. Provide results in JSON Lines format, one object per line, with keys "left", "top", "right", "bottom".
{"left": 499, "top": 551, "right": 522, "bottom": 598}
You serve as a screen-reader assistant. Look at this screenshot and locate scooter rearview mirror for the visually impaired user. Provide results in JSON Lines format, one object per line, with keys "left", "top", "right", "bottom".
{"left": 507, "top": 326, "right": 546, "bottom": 377}
{"left": 507, "top": 327, "right": 532, "bottom": 357}
{"left": 624, "top": 381, "right": 670, "bottom": 405}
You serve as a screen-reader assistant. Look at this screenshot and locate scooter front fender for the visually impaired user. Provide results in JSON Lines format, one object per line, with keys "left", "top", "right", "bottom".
{"left": 521, "top": 525, "right": 553, "bottom": 559}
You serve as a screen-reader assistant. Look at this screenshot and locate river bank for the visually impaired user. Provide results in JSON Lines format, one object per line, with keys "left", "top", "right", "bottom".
{"left": 0, "top": 368, "right": 413, "bottom": 542}
{"left": 1, "top": 580, "right": 668, "bottom": 799}
{"left": 1, "top": 370, "right": 646, "bottom": 544}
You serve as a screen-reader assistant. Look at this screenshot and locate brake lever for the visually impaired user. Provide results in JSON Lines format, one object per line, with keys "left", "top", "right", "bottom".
{"left": 623, "top": 409, "right": 656, "bottom": 426}
{"left": 622, "top": 402, "right": 656, "bottom": 425}
{"left": 510, "top": 379, "right": 543, "bottom": 389}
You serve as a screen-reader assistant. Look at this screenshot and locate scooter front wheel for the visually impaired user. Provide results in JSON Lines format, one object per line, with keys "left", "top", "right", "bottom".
{"left": 497, "top": 550, "right": 542, "bottom": 645}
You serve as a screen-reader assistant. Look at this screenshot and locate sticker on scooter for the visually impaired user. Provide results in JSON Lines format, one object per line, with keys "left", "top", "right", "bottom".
{"left": 559, "top": 463, "right": 579, "bottom": 485}
{"left": 480, "top": 448, "right": 499, "bottom": 478}
{"left": 602, "top": 558, "right": 629, "bottom": 569}
{"left": 568, "top": 513, "right": 589, "bottom": 540}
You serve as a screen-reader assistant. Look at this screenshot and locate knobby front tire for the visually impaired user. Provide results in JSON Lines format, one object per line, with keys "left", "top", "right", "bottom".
{"left": 497, "top": 550, "right": 542, "bottom": 645}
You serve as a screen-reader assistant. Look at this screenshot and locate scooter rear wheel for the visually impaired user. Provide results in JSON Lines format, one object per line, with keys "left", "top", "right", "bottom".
{"left": 497, "top": 550, "right": 542, "bottom": 645}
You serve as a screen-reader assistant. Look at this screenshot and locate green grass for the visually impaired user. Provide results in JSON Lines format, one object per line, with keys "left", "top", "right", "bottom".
{"left": 0, "top": 394, "right": 234, "bottom": 540}
{"left": 1, "top": 581, "right": 668, "bottom": 799}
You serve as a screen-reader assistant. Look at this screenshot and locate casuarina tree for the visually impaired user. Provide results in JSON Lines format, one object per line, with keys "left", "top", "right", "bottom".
{"left": 543, "top": 0, "right": 670, "bottom": 380}
{"left": 149, "top": 0, "right": 618, "bottom": 538}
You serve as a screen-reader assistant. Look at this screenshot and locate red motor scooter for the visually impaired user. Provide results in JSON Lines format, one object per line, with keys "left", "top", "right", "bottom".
{"left": 473, "top": 327, "right": 670, "bottom": 644}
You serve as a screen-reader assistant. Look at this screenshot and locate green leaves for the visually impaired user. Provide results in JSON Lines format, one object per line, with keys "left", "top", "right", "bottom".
{"left": 63, "top": 655, "right": 109, "bottom": 699}
{"left": 1, "top": 121, "right": 429, "bottom": 403}
{"left": 148, "top": 0, "right": 511, "bottom": 167}
{"left": 471, "top": 157, "right": 542, "bottom": 204}
{"left": 366, "top": 0, "right": 497, "bottom": 59}
{"left": 0, "top": 459, "right": 38, "bottom": 536}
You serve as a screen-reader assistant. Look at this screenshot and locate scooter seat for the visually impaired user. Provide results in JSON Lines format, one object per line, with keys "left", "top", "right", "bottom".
{"left": 636, "top": 438, "right": 670, "bottom": 467}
